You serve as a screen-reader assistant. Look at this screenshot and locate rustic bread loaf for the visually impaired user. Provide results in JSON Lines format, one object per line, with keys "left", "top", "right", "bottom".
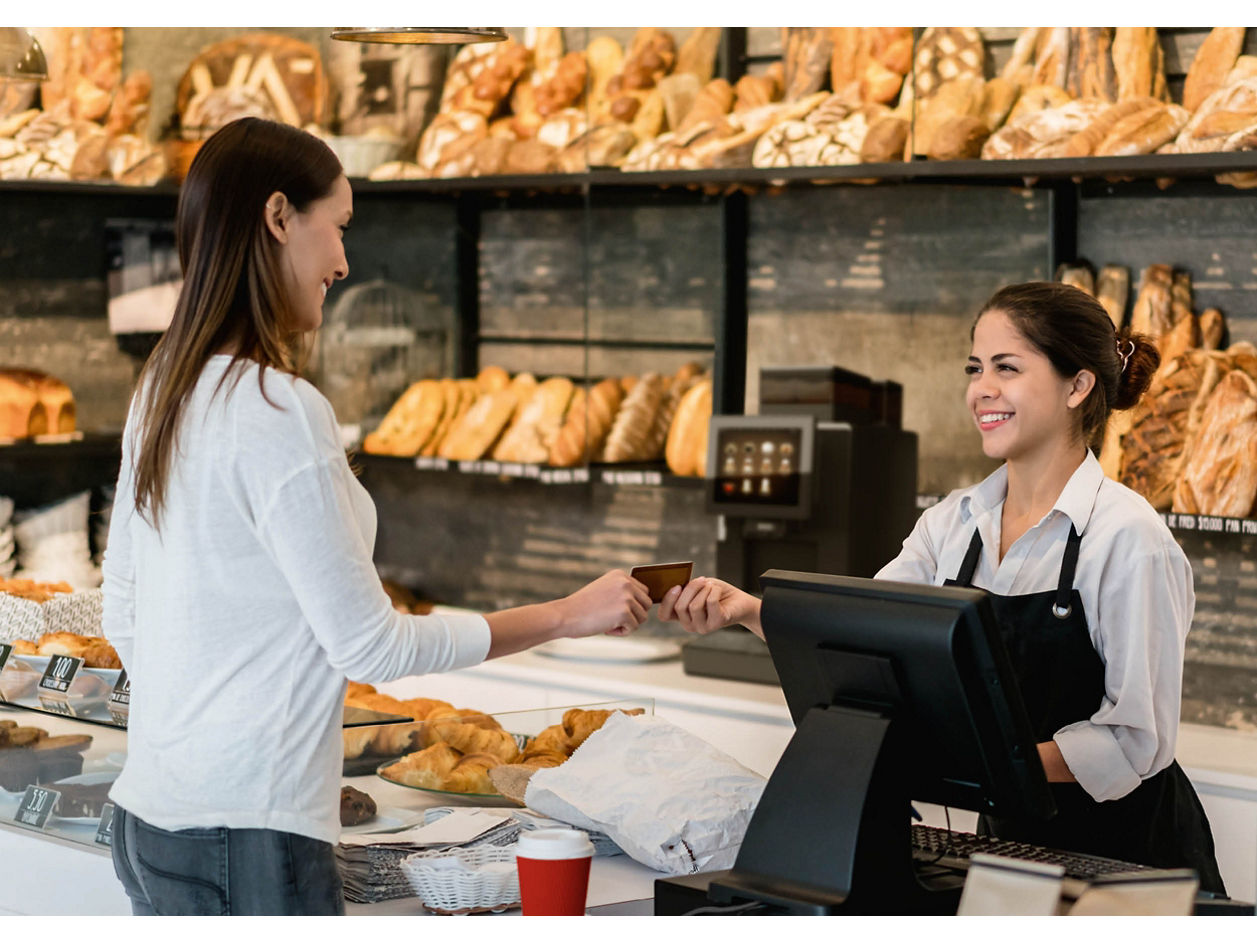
{"left": 1172, "top": 369, "right": 1257, "bottom": 516}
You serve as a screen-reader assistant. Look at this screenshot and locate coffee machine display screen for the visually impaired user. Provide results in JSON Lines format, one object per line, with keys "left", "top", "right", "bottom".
{"left": 712, "top": 427, "right": 804, "bottom": 507}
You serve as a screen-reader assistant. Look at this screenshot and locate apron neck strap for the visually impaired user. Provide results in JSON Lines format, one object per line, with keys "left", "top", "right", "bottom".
{"left": 951, "top": 523, "right": 1083, "bottom": 611}
{"left": 1052, "top": 524, "right": 1082, "bottom": 619}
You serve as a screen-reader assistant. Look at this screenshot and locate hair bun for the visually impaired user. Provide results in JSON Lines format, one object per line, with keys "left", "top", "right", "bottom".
{"left": 1113, "top": 329, "right": 1160, "bottom": 410}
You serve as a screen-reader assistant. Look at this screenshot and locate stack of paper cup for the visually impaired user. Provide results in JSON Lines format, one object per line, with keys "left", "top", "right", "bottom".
{"left": 515, "top": 828, "right": 595, "bottom": 916}
{"left": 0, "top": 496, "right": 14, "bottom": 579}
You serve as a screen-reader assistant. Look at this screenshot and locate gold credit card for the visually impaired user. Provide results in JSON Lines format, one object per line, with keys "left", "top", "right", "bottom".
{"left": 630, "top": 561, "right": 694, "bottom": 604}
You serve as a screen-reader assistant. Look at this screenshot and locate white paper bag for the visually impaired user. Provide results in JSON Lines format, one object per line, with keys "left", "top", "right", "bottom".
{"left": 523, "top": 712, "right": 766, "bottom": 875}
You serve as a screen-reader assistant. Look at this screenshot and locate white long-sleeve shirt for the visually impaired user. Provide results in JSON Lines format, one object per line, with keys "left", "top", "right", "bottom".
{"left": 102, "top": 356, "right": 491, "bottom": 843}
{"left": 877, "top": 450, "right": 1194, "bottom": 803}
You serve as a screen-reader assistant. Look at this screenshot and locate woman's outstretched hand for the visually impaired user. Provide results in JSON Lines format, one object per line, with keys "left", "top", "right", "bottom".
{"left": 658, "top": 576, "right": 763, "bottom": 639}
{"left": 554, "top": 569, "right": 653, "bottom": 638}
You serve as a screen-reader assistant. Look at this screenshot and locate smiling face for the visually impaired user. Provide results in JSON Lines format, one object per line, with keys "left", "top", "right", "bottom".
{"left": 966, "top": 309, "right": 1091, "bottom": 464}
{"left": 269, "top": 173, "right": 352, "bottom": 333}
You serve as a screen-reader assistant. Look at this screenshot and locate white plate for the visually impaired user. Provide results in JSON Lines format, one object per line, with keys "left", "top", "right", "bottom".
{"left": 532, "top": 636, "right": 682, "bottom": 664}
{"left": 341, "top": 805, "right": 425, "bottom": 836}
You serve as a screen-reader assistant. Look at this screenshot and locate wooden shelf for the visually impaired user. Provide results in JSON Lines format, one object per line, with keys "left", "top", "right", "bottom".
{"left": 4, "top": 150, "right": 1256, "bottom": 200}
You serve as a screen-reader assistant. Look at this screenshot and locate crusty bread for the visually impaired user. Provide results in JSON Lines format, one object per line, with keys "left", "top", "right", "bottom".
{"left": 1112, "top": 27, "right": 1169, "bottom": 102}
{"left": 665, "top": 378, "right": 713, "bottom": 477}
{"left": 548, "top": 378, "right": 626, "bottom": 467}
{"left": 1064, "top": 97, "right": 1160, "bottom": 157}
{"left": 1200, "top": 308, "right": 1226, "bottom": 350}
{"left": 0, "top": 373, "right": 48, "bottom": 439}
{"left": 362, "top": 379, "right": 446, "bottom": 457}
{"left": 601, "top": 373, "right": 668, "bottom": 462}
{"left": 492, "top": 376, "right": 574, "bottom": 463}
{"left": 1096, "top": 265, "right": 1130, "bottom": 329}
{"left": 1183, "top": 28, "right": 1247, "bottom": 113}
{"left": 1172, "top": 369, "right": 1257, "bottom": 516}
{"left": 1, "top": 370, "right": 75, "bottom": 434}
{"left": 1094, "top": 102, "right": 1189, "bottom": 156}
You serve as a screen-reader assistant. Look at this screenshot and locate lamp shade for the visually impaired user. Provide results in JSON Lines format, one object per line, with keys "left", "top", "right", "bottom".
{"left": 0, "top": 28, "right": 47, "bottom": 80}
{"left": 331, "top": 27, "right": 506, "bottom": 45}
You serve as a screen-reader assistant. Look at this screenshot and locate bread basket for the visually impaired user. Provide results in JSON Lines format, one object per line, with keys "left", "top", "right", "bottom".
{"left": 400, "top": 844, "right": 520, "bottom": 915}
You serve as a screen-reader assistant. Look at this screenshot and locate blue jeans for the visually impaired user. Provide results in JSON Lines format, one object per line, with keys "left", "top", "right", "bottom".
{"left": 110, "top": 804, "right": 345, "bottom": 915}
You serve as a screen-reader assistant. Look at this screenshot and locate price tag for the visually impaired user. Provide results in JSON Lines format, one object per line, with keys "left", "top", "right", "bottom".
{"left": 37, "top": 695, "right": 77, "bottom": 718}
{"left": 109, "top": 669, "right": 131, "bottom": 707}
{"left": 38, "top": 654, "right": 83, "bottom": 694}
{"left": 15, "top": 785, "right": 60, "bottom": 829}
{"left": 95, "top": 802, "right": 117, "bottom": 846}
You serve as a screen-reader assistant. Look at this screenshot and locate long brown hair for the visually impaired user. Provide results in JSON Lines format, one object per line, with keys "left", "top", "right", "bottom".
{"left": 133, "top": 117, "right": 343, "bottom": 525}
{"left": 975, "top": 281, "right": 1160, "bottom": 449}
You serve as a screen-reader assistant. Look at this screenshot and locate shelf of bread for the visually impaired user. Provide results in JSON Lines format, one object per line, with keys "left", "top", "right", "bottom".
{"left": 361, "top": 362, "right": 713, "bottom": 485}
{"left": 1074, "top": 259, "right": 1257, "bottom": 521}
{"left": 4, "top": 28, "right": 1257, "bottom": 191}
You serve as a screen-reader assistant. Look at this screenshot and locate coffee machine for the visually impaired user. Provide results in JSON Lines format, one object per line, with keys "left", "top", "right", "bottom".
{"left": 681, "top": 367, "right": 919, "bottom": 685}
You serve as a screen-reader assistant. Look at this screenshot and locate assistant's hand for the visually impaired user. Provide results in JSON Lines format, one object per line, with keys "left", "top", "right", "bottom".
{"left": 658, "top": 577, "right": 763, "bottom": 638}
{"left": 553, "top": 569, "right": 652, "bottom": 639}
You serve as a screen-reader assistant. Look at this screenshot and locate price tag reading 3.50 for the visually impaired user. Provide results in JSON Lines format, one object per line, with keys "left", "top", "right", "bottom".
{"left": 16, "top": 785, "right": 61, "bottom": 830}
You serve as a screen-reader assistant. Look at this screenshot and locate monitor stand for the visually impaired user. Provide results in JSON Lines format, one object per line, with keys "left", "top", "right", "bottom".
{"left": 696, "top": 703, "right": 962, "bottom": 915}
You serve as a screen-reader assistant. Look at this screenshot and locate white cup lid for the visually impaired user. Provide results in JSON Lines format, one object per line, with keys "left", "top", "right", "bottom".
{"left": 516, "top": 828, "right": 595, "bottom": 860}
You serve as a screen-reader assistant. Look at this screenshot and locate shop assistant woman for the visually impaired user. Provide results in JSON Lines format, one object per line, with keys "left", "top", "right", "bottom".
{"left": 101, "top": 117, "right": 653, "bottom": 916}
{"left": 662, "top": 281, "right": 1224, "bottom": 893}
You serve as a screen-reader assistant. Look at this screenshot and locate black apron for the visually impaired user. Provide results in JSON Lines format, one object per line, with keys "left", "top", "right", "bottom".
{"left": 946, "top": 525, "right": 1226, "bottom": 895}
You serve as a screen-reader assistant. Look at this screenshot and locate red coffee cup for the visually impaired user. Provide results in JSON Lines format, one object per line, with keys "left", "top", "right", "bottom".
{"left": 515, "top": 828, "right": 595, "bottom": 916}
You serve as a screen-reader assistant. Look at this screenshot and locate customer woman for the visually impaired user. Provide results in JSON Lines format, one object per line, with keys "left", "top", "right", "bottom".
{"left": 101, "top": 117, "right": 652, "bottom": 916}
{"left": 662, "top": 281, "right": 1225, "bottom": 892}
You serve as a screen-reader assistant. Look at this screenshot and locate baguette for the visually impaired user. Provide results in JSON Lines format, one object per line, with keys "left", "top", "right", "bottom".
{"left": 1063, "top": 97, "right": 1159, "bottom": 158}
{"left": 665, "top": 378, "right": 713, "bottom": 477}
{"left": 1183, "top": 28, "right": 1247, "bottom": 113}
{"left": 1112, "top": 27, "right": 1168, "bottom": 102}
{"left": 1096, "top": 265, "right": 1130, "bottom": 330}
{"left": 1094, "top": 103, "right": 1189, "bottom": 157}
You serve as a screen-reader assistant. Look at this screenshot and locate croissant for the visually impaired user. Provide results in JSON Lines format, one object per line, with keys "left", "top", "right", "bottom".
{"left": 379, "top": 742, "right": 462, "bottom": 789}
{"left": 562, "top": 707, "right": 645, "bottom": 749}
{"left": 515, "top": 750, "right": 567, "bottom": 769}
{"left": 523, "top": 724, "right": 573, "bottom": 757}
{"left": 345, "top": 692, "right": 408, "bottom": 716}
{"left": 401, "top": 697, "right": 455, "bottom": 720}
{"left": 345, "top": 681, "right": 377, "bottom": 700}
{"left": 429, "top": 722, "right": 519, "bottom": 763}
{"left": 426, "top": 706, "right": 502, "bottom": 730}
{"left": 368, "top": 721, "right": 424, "bottom": 756}
{"left": 342, "top": 726, "right": 375, "bottom": 760}
{"left": 442, "top": 752, "right": 503, "bottom": 794}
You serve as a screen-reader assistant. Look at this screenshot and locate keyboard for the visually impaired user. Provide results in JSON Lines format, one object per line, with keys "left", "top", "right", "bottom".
{"left": 910, "top": 824, "right": 1154, "bottom": 882}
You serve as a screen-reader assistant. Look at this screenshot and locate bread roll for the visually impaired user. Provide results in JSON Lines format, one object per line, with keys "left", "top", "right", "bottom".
{"left": 0, "top": 372, "right": 49, "bottom": 438}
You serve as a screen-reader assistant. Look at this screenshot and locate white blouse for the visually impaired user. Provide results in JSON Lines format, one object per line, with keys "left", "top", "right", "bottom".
{"left": 877, "top": 450, "right": 1195, "bottom": 803}
{"left": 102, "top": 357, "right": 491, "bottom": 843}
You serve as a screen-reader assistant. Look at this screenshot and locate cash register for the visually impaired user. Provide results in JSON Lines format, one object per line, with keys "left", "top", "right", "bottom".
{"left": 681, "top": 366, "right": 918, "bottom": 685}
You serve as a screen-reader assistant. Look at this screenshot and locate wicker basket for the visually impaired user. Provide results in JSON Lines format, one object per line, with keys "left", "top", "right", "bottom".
{"left": 400, "top": 844, "right": 520, "bottom": 915}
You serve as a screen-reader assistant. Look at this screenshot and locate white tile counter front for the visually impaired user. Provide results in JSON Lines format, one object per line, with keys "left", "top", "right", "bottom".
{"left": 3, "top": 641, "right": 1257, "bottom": 913}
